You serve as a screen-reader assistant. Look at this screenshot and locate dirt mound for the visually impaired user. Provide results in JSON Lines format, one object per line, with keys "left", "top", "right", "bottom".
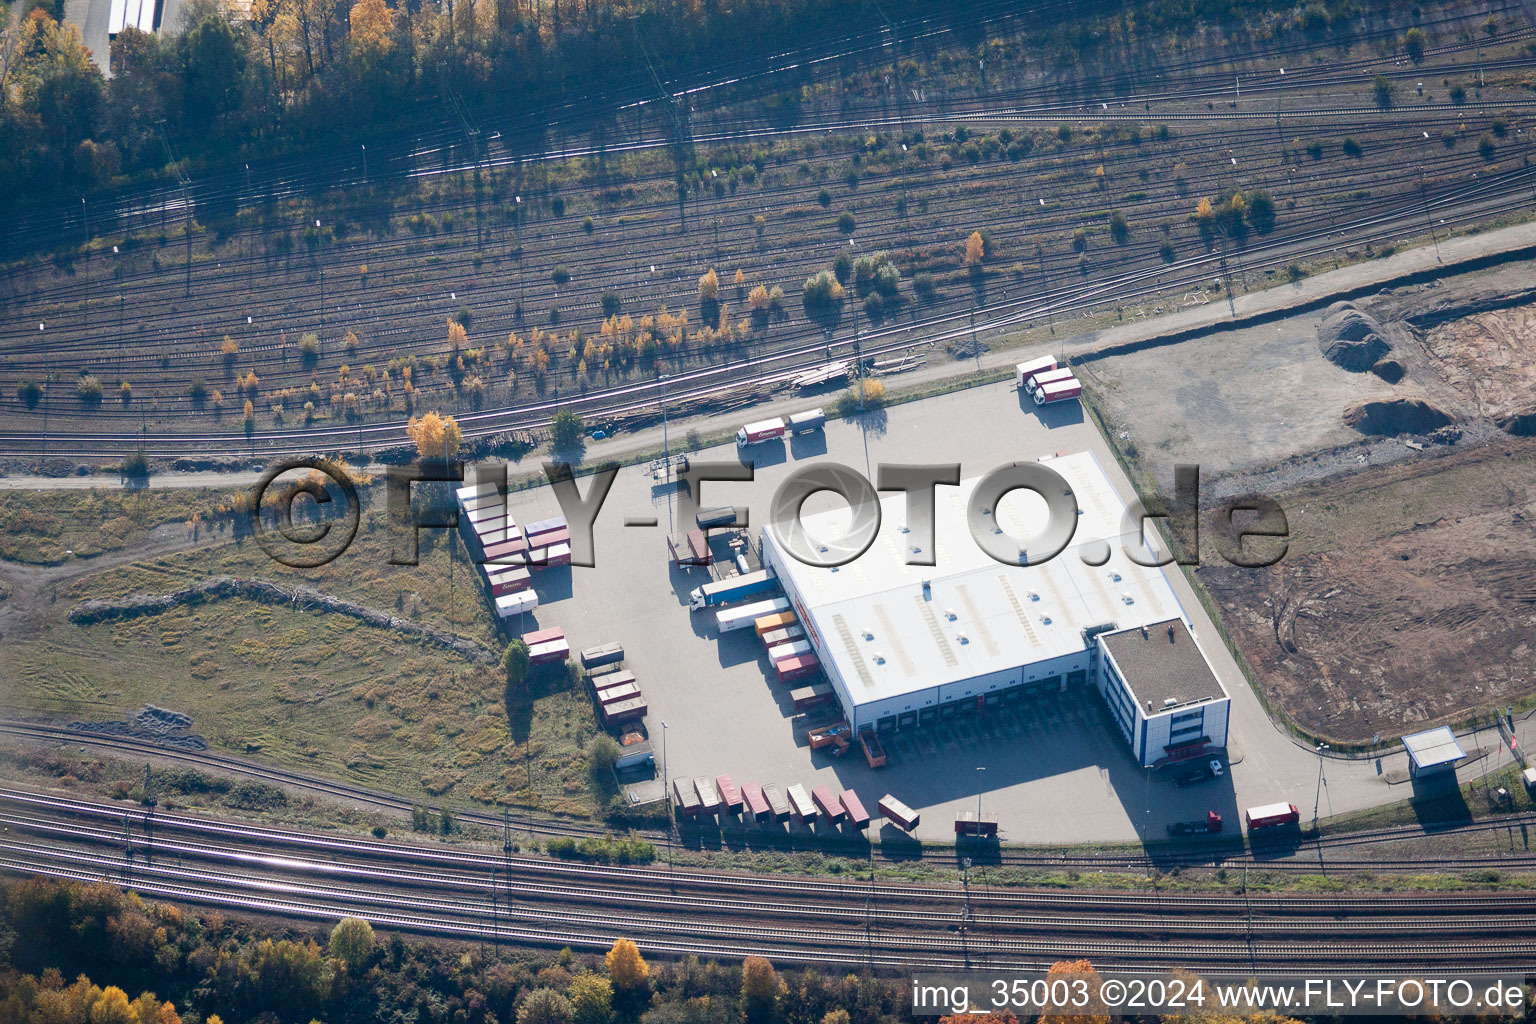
{"left": 1343, "top": 398, "right": 1454, "bottom": 435}
{"left": 1318, "top": 302, "right": 1391, "bottom": 371}
{"left": 1498, "top": 411, "right": 1536, "bottom": 436}
{"left": 1371, "top": 358, "right": 1406, "bottom": 383}
{"left": 70, "top": 576, "right": 500, "bottom": 665}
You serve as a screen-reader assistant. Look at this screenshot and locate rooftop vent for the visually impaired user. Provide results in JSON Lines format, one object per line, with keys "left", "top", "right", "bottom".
{"left": 1110, "top": 572, "right": 1122, "bottom": 582}
{"left": 1140, "top": 624, "right": 1149, "bottom": 639}
{"left": 1163, "top": 697, "right": 1179, "bottom": 708}
{"left": 1168, "top": 624, "right": 1177, "bottom": 642}
{"left": 1040, "top": 614, "right": 1052, "bottom": 625}
{"left": 873, "top": 652, "right": 886, "bottom": 664}
{"left": 862, "top": 629, "right": 874, "bottom": 641}
{"left": 956, "top": 633, "right": 969, "bottom": 644}
{"left": 1122, "top": 592, "right": 1135, "bottom": 604}
{"left": 945, "top": 608, "right": 957, "bottom": 621}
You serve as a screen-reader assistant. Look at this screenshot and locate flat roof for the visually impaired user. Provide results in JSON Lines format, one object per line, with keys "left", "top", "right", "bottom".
{"left": 764, "top": 451, "right": 1191, "bottom": 708}
{"left": 1401, "top": 725, "right": 1466, "bottom": 769}
{"left": 1098, "top": 618, "right": 1227, "bottom": 711}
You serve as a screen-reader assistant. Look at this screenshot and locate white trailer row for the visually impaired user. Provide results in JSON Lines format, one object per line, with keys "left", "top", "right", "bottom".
{"left": 109, "top": 0, "right": 157, "bottom": 37}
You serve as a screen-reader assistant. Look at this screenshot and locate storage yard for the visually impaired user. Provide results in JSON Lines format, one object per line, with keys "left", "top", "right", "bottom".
{"left": 466, "top": 380, "right": 1415, "bottom": 840}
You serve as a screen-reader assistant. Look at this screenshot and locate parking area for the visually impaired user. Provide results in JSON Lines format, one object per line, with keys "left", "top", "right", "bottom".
{"left": 488, "top": 377, "right": 1400, "bottom": 842}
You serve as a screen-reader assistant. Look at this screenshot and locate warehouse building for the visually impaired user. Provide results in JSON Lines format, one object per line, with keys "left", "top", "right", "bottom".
{"left": 760, "top": 451, "right": 1230, "bottom": 768}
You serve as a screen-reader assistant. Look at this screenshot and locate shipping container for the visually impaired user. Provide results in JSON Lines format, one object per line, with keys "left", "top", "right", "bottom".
{"left": 714, "top": 774, "right": 744, "bottom": 815}
{"left": 786, "top": 783, "right": 817, "bottom": 823}
{"left": 1015, "top": 355, "right": 1058, "bottom": 389}
{"left": 954, "top": 811, "right": 999, "bottom": 836}
{"left": 806, "top": 720, "right": 851, "bottom": 750}
{"left": 528, "top": 638, "right": 571, "bottom": 665}
{"left": 767, "top": 639, "right": 813, "bottom": 663}
{"left": 522, "top": 626, "right": 565, "bottom": 645}
{"left": 1244, "top": 802, "right": 1300, "bottom": 830}
{"left": 812, "top": 785, "right": 845, "bottom": 823}
{"left": 587, "top": 663, "right": 625, "bottom": 683}
{"left": 789, "top": 681, "right": 835, "bottom": 711}
{"left": 481, "top": 537, "right": 530, "bottom": 564}
{"left": 580, "top": 642, "right": 625, "bottom": 669}
{"left": 736, "top": 417, "right": 787, "bottom": 447}
{"left": 760, "top": 625, "right": 805, "bottom": 647}
{"left": 1025, "top": 366, "right": 1076, "bottom": 395}
{"left": 741, "top": 783, "right": 772, "bottom": 823}
{"left": 716, "top": 597, "right": 792, "bottom": 633}
{"left": 839, "top": 790, "right": 871, "bottom": 829}
{"left": 668, "top": 530, "right": 713, "bottom": 566}
{"left": 788, "top": 408, "right": 826, "bottom": 434}
{"left": 1033, "top": 377, "right": 1083, "bottom": 405}
{"left": 527, "top": 542, "right": 572, "bottom": 568}
{"left": 526, "top": 527, "right": 570, "bottom": 547}
{"left": 602, "top": 697, "right": 648, "bottom": 726}
{"left": 466, "top": 504, "right": 508, "bottom": 525}
{"left": 754, "top": 611, "right": 797, "bottom": 638}
{"left": 456, "top": 482, "right": 501, "bottom": 503}
{"left": 595, "top": 682, "right": 641, "bottom": 706}
{"left": 689, "top": 568, "right": 776, "bottom": 610}
{"left": 672, "top": 778, "right": 701, "bottom": 817}
{"left": 774, "top": 654, "right": 820, "bottom": 683}
{"left": 877, "top": 794, "right": 920, "bottom": 831}
{"left": 763, "top": 784, "right": 792, "bottom": 822}
{"left": 695, "top": 506, "right": 740, "bottom": 529}
{"left": 494, "top": 591, "right": 539, "bottom": 618}
{"left": 490, "top": 571, "right": 532, "bottom": 596}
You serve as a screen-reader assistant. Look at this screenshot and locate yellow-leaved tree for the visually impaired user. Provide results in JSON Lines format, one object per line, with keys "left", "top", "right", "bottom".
{"left": 605, "top": 937, "right": 649, "bottom": 994}
{"left": 965, "top": 230, "right": 986, "bottom": 265}
{"left": 406, "top": 412, "right": 462, "bottom": 459}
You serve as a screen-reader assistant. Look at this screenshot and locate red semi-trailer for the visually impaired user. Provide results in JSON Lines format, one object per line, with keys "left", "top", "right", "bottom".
{"left": 1245, "top": 802, "right": 1300, "bottom": 830}
{"left": 812, "top": 785, "right": 845, "bottom": 824}
{"left": 602, "top": 697, "right": 648, "bottom": 726}
{"left": 715, "top": 774, "right": 744, "bottom": 815}
{"left": 741, "top": 783, "right": 771, "bottom": 823}
{"left": 839, "top": 790, "right": 871, "bottom": 829}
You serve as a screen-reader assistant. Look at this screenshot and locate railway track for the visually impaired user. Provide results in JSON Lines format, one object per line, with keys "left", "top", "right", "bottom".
{"left": 5, "top": 790, "right": 1536, "bottom": 970}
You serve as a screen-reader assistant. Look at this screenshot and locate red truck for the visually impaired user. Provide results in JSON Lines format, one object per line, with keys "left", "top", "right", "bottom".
{"left": 1245, "top": 802, "right": 1300, "bottom": 830}
{"left": 1032, "top": 377, "right": 1083, "bottom": 405}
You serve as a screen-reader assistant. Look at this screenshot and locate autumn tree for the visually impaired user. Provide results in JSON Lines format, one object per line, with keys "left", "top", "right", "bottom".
{"left": 349, "top": 0, "right": 392, "bottom": 53}
{"left": 698, "top": 268, "right": 719, "bottom": 301}
{"left": 606, "top": 937, "right": 649, "bottom": 994}
{"left": 518, "top": 988, "right": 575, "bottom": 1024}
{"left": 1108, "top": 210, "right": 1130, "bottom": 246}
{"left": 740, "top": 956, "right": 782, "bottom": 1023}
{"left": 406, "top": 411, "right": 461, "bottom": 459}
{"left": 1038, "top": 959, "right": 1108, "bottom": 1024}
{"left": 965, "top": 230, "right": 986, "bottom": 264}
{"left": 328, "top": 916, "right": 375, "bottom": 974}
{"left": 567, "top": 972, "right": 612, "bottom": 1024}
{"left": 447, "top": 318, "right": 468, "bottom": 355}
{"left": 748, "top": 284, "right": 770, "bottom": 310}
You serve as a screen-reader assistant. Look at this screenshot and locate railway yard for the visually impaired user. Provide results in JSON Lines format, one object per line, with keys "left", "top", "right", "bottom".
{"left": 8, "top": 0, "right": 1536, "bottom": 997}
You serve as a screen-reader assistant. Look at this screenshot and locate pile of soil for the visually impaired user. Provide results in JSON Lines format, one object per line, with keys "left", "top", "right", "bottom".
{"left": 1343, "top": 398, "right": 1454, "bottom": 435}
{"left": 1371, "top": 358, "right": 1407, "bottom": 383}
{"left": 1318, "top": 302, "right": 1392, "bottom": 371}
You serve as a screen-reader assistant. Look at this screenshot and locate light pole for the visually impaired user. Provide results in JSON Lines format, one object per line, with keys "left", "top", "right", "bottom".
{"left": 659, "top": 372, "right": 674, "bottom": 531}
{"left": 975, "top": 765, "right": 985, "bottom": 825}
{"left": 361, "top": 144, "right": 368, "bottom": 183}
{"left": 314, "top": 219, "right": 324, "bottom": 339}
{"left": 1313, "top": 742, "right": 1329, "bottom": 828}
{"left": 661, "top": 720, "right": 672, "bottom": 880}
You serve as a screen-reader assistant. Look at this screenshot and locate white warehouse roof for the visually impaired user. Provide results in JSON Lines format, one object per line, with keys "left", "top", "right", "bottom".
{"left": 764, "top": 451, "right": 1190, "bottom": 709}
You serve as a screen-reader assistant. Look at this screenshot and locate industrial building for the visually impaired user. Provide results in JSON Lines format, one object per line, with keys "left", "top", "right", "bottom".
{"left": 760, "top": 451, "right": 1230, "bottom": 768}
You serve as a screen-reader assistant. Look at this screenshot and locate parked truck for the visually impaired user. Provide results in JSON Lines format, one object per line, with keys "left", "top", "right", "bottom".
{"left": 494, "top": 590, "right": 539, "bottom": 619}
{"left": 788, "top": 408, "right": 826, "bottom": 434}
{"left": 754, "top": 611, "right": 797, "bottom": 638}
{"left": 736, "top": 417, "right": 787, "bottom": 447}
{"left": 1245, "top": 802, "right": 1300, "bottom": 830}
{"left": 689, "top": 569, "right": 777, "bottom": 611}
{"left": 760, "top": 625, "right": 805, "bottom": 647}
{"left": 1015, "top": 355, "right": 1058, "bottom": 390}
{"left": 716, "top": 597, "right": 792, "bottom": 633}
{"left": 1166, "top": 811, "right": 1224, "bottom": 836}
{"left": 789, "top": 681, "right": 835, "bottom": 712}
{"left": 1033, "top": 377, "right": 1083, "bottom": 405}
